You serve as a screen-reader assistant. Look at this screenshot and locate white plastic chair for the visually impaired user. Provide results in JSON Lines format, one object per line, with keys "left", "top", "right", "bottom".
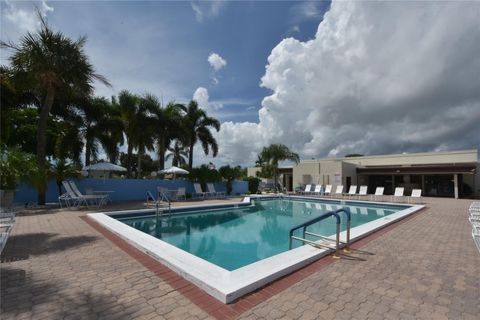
{"left": 301, "top": 184, "right": 312, "bottom": 195}
{"left": 192, "top": 183, "right": 206, "bottom": 199}
{"left": 207, "top": 183, "right": 225, "bottom": 198}
{"left": 323, "top": 185, "right": 332, "bottom": 197}
{"left": 392, "top": 187, "right": 405, "bottom": 202}
{"left": 409, "top": 189, "right": 422, "bottom": 203}
{"left": 357, "top": 186, "right": 368, "bottom": 199}
{"left": 312, "top": 185, "right": 322, "bottom": 196}
{"left": 176, "top": 187, "right": 186, "bottom": 201}
{"left": 333, "top": 185, "right": 343, "bottom": 198}
{"left": 371, "top": 187, "right": 384, "bottom": 201}
{"left": 346, "top": 185, "right": 357, "bottom": 197}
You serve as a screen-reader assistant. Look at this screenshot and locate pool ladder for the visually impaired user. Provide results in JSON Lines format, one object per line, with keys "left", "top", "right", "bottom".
{"left": 147, "top": 191, "right": 171, "bottom": 217}
{"left": 289, "top": 208, "right": 351, "bottom": 258}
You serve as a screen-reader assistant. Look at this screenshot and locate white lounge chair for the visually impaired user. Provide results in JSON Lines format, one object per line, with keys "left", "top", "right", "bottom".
{"left": 61, "top": 181, "right": 85, "bottom": 207}
{"left": 323, "top": 185, "right": 332, "bottom": 197}
{"left": 472, "top": 227, "right": 480, "bottom": 253}
{"left": 371, "top": 187, "right": 384, "bottom": 201}
{"left": 207, "top": 183, "right": 225, "bottom": 198}
{"left": 333, "top": 185, "right": 343, "bottom": 198}
{"left": 409, "top": 189, "right": 422, "bottom": 203}
{"left": 67, "top": 181, "right": 107, "bottom": 207}
{"left": 312, "top": 185, "right": 322, "bottom": 196}
{"left": 392, "top": 187, "right": 405, "bottom": 202}
{"left": 345, "top": 185, "right": 357, "bottom": 197}
{"left": 301, "top": 184, "right": 312, "bottom": 195}
{"left": 192, "top": 183, "right": 206, "bottom": 199}
{"left": 176, "top": 187, "right": 186, "bottom": 201}
{"left": 357, "top": 186, "right": 368, "bottom": 199}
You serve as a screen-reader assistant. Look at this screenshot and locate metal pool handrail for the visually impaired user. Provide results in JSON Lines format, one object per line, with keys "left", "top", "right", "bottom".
{"left": 288, "top": 208, "right": 352, "bottom": 257}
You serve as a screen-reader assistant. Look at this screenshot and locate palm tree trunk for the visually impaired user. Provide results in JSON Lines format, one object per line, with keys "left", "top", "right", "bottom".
{"left": 36, "top": 89, "right": 55, "bottom": 205}
{"left": 85, "top": 139, "right": 92, "bottom": 166}
{"left": 158, "top": 135, "right": 166, "bottom": 171}
{"left": 188, "top": 141, "right": 194, "bottom": 170}
{"left": 137, "top": 149, "right": 142, "bottom": 178}
{"left": 126, "top": 142, "right": 133, "bottom": 178}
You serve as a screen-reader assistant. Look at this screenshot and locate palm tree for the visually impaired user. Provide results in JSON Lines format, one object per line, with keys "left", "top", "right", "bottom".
{"left": 182, "top": 100, "right": 221, "bottom": 169}
{"left": 151, "top": 99, "right": 186, "bottom": 171}
{"left": 76, "top": 96, "right": 123, "bottom": 166}
{"left": 134, "top": 94, "right": 157, "bottom": 177}
{"left": 1, "top": 15, "right": 110, "bottom": 204}
{"left": 259, "top": 144, "right": 300, "bottom": 192}
{"left": 165, "top": 140, "right": 188, "bottom": 167}
{"left": 115, "top": 90, "right": 139, "bottom": 178}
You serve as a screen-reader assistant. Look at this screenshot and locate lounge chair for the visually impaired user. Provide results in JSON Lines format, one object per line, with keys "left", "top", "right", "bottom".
{"left": 67, "top": 181, "right": 107, "bottom": 207}
{"left": 301, "top": 184, "right": 312, "bottom": 195}
{"left": 323, "top": 185, "right": 332, "bottom": 197}
{"left": 192, "top": 183, "right": 206, "bottom": 199}
{"left": 207, "top": 183, "right": 225, "bottom": 198}
{"left": 312, "top": 185, "right": 322, "bottom": 196}
{"left": 409, "top": 189, "right": 422, "bottom": 203}
{"left": 61, "top": 181, "right": 85, "bottom": 207}
{"left": 333, "top": 185, "right": 343, "bottom": 198}
{"left": 176, "top": 187, "right": 186, "bottom": 201}
{"left": 391, "top": 187, "right": 405, "bottom": 202}
{"left": 472, "top": 227, "right": 480, "bottom": 253}
{"left": 345, "top": 185, "right": 357, "bottom": 198}
{"left": 371, "top": 187, "right": 384, "bottom": 201}
{"left": 357, "top": 186, "right": 368, "bottom": 199}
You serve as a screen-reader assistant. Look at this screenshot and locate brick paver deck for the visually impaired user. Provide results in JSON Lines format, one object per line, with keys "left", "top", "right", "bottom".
{"left": 1, "top": 198, "right": 479, "bottom": 319}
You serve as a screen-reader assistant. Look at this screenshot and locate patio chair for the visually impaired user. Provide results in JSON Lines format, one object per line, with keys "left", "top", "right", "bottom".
{"left": 207, "top": 183, "right": 225, "bottom": 198}
{"left": 176, "top": 187, "right": 186, "bottom": 201}
{"left": 68, "top": 181, "right": 108, "bottom": 207}
{"left": 192, "top": 183, "right": 206, "bottom": 199}
{"left": 409, "top": 189, "right": 422, "bottom": 203}
{"left": 61, "top": 181, "right": 85, "bottom": 207}
{"left": 391, "top": 187, "right": 405, "bottom": 202}
{"left": 371, "top": 187, "right": 384, "bottom": 201}
{"left": 357, "top": 186, "right": 368, "bottom": 199}
{"left": 333, "top": 185, "right": 343, "bottom": 198}
{"left": 472, "top": 227, "right": 480, "bottom": 253}
{"left": 323, "top": 185, "right": 332, "bottom": 197}
{"left": 312, "top": 185, "right": 322, "bottom": 196}
{"left": 345, "top": 185, "right": 357, "bottom": 197}
{"left": 301, "top": 184, "right": 312, "bottom": 195}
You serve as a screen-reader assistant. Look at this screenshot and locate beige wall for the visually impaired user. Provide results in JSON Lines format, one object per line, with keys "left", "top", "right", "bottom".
{"left": 292, "top": 160, "right": 342, "bottom": 188}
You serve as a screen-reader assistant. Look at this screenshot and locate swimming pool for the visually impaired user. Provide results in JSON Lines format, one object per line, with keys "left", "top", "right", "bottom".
{"left": 118, "top": 199, "right": 403, "bottom": 270}
{"left": 89, "top": 196, "right": 424, "bottom": 303}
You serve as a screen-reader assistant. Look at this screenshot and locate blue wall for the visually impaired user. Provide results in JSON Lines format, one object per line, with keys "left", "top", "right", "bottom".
{"left": 14, "top": 179, "right": 248, "bottom": 204}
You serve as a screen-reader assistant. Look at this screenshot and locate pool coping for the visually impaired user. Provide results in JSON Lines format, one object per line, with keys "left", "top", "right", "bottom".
{"left": 87, "top": 196, "right": 424, "bottom": 304}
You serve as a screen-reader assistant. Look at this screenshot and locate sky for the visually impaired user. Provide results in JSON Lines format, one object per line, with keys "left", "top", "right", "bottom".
{"left": 1, "top": 0, "right": 480, "bottom": 168}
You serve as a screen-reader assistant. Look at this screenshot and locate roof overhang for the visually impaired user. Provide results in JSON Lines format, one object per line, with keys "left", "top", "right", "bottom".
{"left": 356, "top": 163, "right": 477, "bottom": 175}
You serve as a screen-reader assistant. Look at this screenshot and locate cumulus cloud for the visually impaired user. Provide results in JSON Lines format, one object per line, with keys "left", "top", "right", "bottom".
{"left": 1, "top": 0, "right": 53, "bottom": 39}
{"left": 193, "top": 87, "right": 223, "bottom": 112}
{"left": 191, "top": 0, "right": 224, "bottom": 23}
{"left": 208, "top": 52, "right": 227, "bottom": 71}
{"left": 212, "top": 1, "right": 480, "bottom": 166}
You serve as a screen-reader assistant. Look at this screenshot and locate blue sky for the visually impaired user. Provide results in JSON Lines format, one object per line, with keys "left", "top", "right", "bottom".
{"left": 0, "top": 1, "right": 329, "bottom": 124}
{"left": 2, "top": 1, "right": 479, "bottom": 167}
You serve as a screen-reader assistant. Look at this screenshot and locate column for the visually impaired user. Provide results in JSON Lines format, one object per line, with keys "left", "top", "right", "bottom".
{"left": 454, "top": 174, "right": 459, "bottom": 199}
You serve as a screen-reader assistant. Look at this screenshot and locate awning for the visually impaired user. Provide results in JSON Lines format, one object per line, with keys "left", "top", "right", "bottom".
{"left": 356, "top": 163, "right": 477, "bottom": 175}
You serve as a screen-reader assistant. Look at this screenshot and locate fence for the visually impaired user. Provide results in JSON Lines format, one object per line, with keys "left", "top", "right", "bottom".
{"left": 13, "top": 179, "right": 248, "bottom": 204}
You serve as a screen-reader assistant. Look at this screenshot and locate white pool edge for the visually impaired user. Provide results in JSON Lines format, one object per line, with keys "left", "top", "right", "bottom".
{"left": 88, "top": 198, "right": 424, "bottom": 303}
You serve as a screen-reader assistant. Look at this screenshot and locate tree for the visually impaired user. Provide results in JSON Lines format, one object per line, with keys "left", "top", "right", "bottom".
{"left": 219, "top": 165, "right": 243, "bottom": 195}
{"left": 165, "top": 140, "right": 188, "bottom": 167}
{"left": 51, "top": 159, "right": 79, "bottom": 196}
{"left": 182, "top": 100, "right": 220, "bottom": 169}
{"left": 115, "top": 90, "right": 139, "bottom": 178}
{"left": 1, "top": 15, "right": 110, "bottom": 204}
{"left": 258, "top": 144, "right": 299, "bottom": 192}
{"left": 152, "top": 100, "right": 186, "bottom": 171}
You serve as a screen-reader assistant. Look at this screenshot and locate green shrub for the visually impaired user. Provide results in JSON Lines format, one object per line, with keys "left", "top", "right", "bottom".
{"left": 244, "top": 176, "right": 261, "bottom": 194}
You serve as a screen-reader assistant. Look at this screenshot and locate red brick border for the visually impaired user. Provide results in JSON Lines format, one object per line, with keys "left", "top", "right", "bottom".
{"left": 81, "top": 206, "right": 425, "bottom": 319}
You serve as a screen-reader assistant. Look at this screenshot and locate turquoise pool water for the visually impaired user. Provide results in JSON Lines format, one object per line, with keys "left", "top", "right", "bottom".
{"left": 118, "top": 199, "right": 405, "bottom": 270}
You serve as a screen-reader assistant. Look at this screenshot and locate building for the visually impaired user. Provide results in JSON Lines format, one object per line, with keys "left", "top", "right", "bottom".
{"left": 247, "top": 149, "right": 479, "bottom": 198}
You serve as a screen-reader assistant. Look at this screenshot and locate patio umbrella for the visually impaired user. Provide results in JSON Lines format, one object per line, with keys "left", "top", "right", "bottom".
{"left": 159, "top": 166, "right": 189, "bottom": 179}
{"left": 82, "top": 162, "right": 127, "bottom": 181}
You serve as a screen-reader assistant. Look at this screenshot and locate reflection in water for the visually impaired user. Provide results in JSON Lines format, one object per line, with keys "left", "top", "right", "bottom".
{"left": 120, "top": 199, "right": 400, "bottom": 270}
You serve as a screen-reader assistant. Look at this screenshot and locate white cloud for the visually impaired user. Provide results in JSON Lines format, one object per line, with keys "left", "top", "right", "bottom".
{"left": 208, "top": 52, "right": 227, "bottom": 71}
{"left": 211, "top": 1, "right": 480, "bottom": 166}
{"left": 1, "top": 1, "right": 53, "bottom": 39}
{"left": 193, "top": 87, "right": 223, "bottom": 111}
{"left": 190, "top": 0, "right": 224, "bottom": 23}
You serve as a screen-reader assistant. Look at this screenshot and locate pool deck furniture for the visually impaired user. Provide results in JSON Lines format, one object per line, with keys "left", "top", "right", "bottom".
{"left": 409, "top": 189, "right": 422, "bottom": 203}
{"left": 0, "top": 210, "right": 15, "bottom": 253}
{"left": 312, "top": 185, "right": 322, "bottom": 196}
{"left": 357, "top": 185, "right": 368, "bottom": 199}
{"left": 68, "top": 181, "right": 108, "bottom": 207}
{"left": 300, "top": 184, "right": 312, "bottom": 195}
{"left": 207, "top": 183, "right": 225, "bottom": 199}
{"left": 392, "top": 187, "right": 405, "bottom": 202}
{"left": 192, "top": 183, "right": 206, "bottom": 199}
{"left": 175, "top": 187, "right": 186, "bottom": 201}
{"left": 345, "top": 185, "right": 357, "bottom": 197}
{"left": 333, "top": 185, "right": 344, "bottom": 198}
{"left": 323, "top": 184, "right": 332, "bottom": 196}
{"left": 372, "top": 186, "right": 385, "bottom": 201}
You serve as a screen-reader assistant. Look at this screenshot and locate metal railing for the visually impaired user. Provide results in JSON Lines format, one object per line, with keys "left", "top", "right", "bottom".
{"left": 147, "top": 191, "right": 171, "bottom": 217}
{"left": 289, "top": 208, "right": 351, "bottom": 258}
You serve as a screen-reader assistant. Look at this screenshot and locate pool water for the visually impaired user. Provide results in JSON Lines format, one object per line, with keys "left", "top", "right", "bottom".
{"left": 118, "top": 199, "right": 404, "bottom": 271}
